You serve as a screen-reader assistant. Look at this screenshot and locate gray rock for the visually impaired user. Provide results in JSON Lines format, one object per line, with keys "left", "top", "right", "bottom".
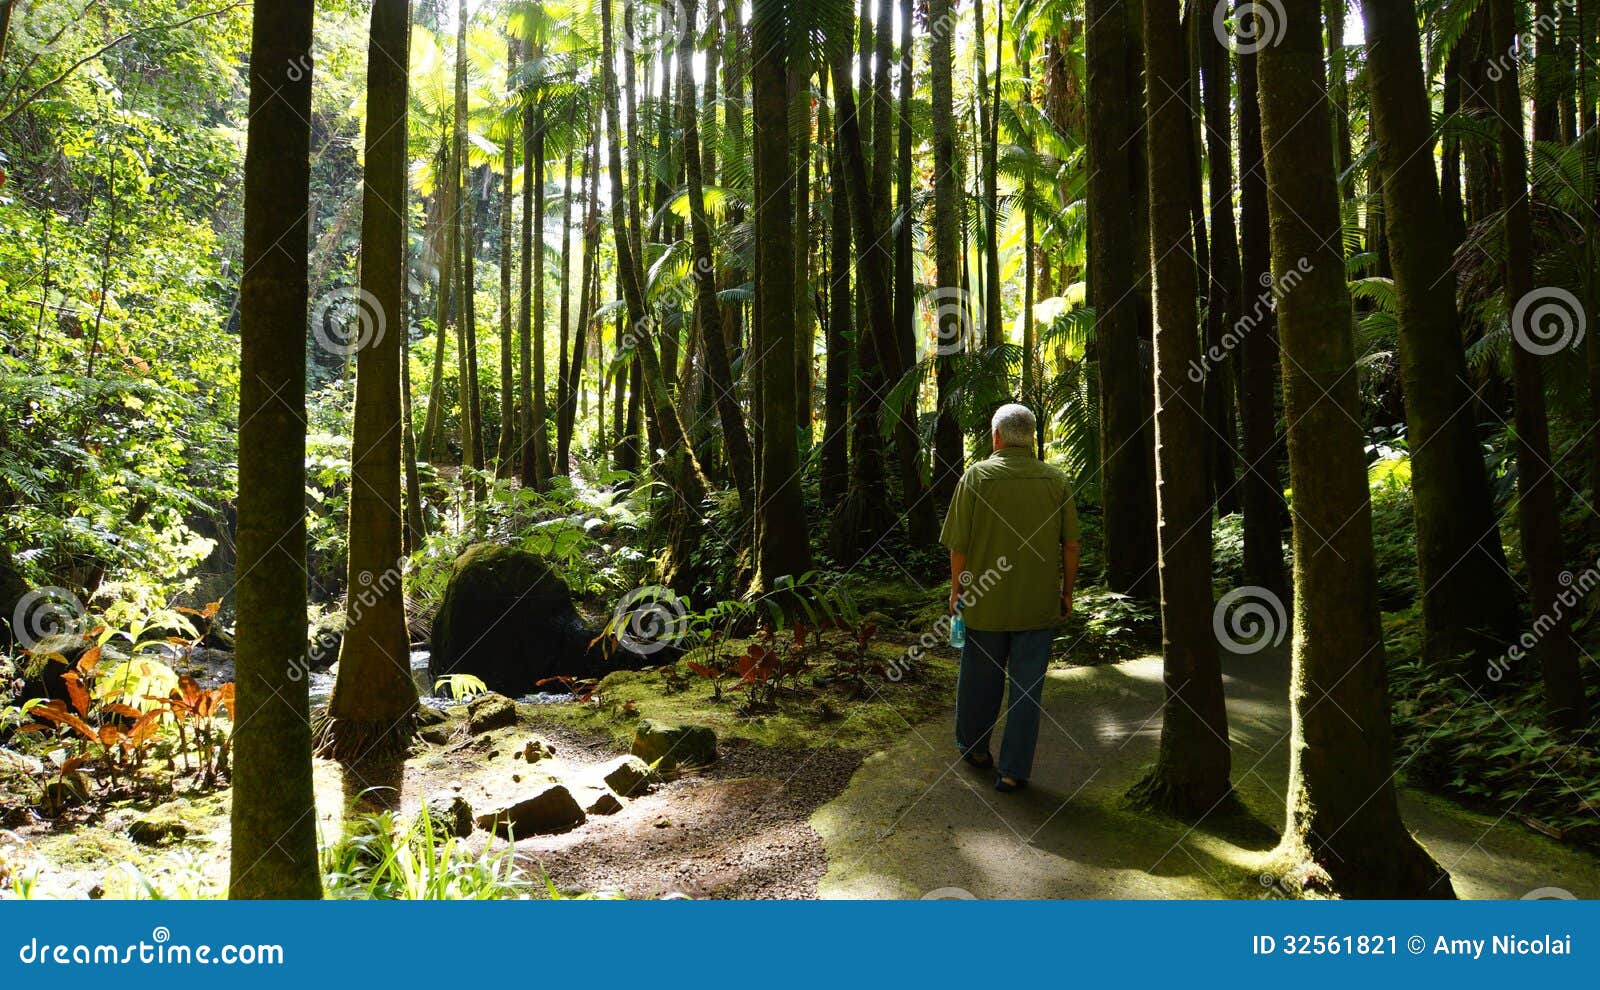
{"left": 630, "top": 719, "right": 717, "bottom": 770}
{"left": 600, "top": 754, "right": 657, "bottom": 797}
{"left": 475, "top": 783, "right": 585, "bottom": 838}
{"left": 585, "top": 790, "right": 624, "bottom": 815}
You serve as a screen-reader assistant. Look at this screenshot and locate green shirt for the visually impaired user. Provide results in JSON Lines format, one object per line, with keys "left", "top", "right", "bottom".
{"left": 939, "top": 447, "right": 1080, "bottom": 632}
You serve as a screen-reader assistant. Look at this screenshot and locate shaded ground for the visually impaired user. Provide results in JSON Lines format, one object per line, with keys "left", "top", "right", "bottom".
{"left": 812, "top": 647, "right": 1600, "bottom": 899}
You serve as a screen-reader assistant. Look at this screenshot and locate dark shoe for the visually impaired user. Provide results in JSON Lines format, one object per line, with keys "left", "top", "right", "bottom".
{"left": 995, "top": 776, "right": 1027, "bottom": 793}
{"left": 962, "top": 751, "right": 995, "bottom": 771}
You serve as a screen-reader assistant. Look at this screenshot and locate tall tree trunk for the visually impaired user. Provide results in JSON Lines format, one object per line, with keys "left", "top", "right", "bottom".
{"left": 1260, "top": 0, "right": 1453, "bottom": 897}
{"left": 560, "top": 120, "right": 598, "bottom": 473}
{"left": 1128, "top": 0, "right": 1232, "bottom": 817}
{"left": 1087, "top": 0, "right": 1159, "bottom": 600}
{"left": 751, "top": 2, "right": 814, "bottom": 589}
{"left": 1234, "top": 6, "right": 1288, "bottom": 606}
{"left": 527, "top": 104, "right": 551, "bottom": 488}
{"left": 930, "top": 0, "right": 964, "bottom": 502}
{"left": 677, "top": 0, "right": 754, "bottom": 516}
{"left": 1362, "top": 0, "right": 1520, "bottom": 670}
{"left": 794, "top": 48, "right": 816, "bottom": 446}
{"left": 976, "top": 0, "right": 1002, "bottom": 349}
{"left": 496, "top": 39, "right": 519, "bottom": 476}
{"left": 1202, "top": 17, "right": 1239, "bottom": 516}
{"left": 320, "top": 0, "right": 416, "bottom": 762}
{"left": 894, "top": 0, "right": 915, "bottom": 389}
{"left": 454, "top": 0, "right": 483, "bottom": 501}
{"left": 554, "top": 124, "right": 575, "bottom": 475}
{"left": 1490, "top": 0, "right": 1589, "bottom": 729}
{"left": 230, "top": 0, "right": 322, "bottom": 900}
{"left": 519, "top": 40, "right": 538, "bottom": 484}
{"left": 1327, "top": 0, "right": 1352, "bottom": 199}
{"left": 421, "top": 154, "right": 454, "bottom": 462}
{"left": 821, "top": 87, "right": 852, "bottom": 506}
{"left": 401, "top": 318, "right": 426, "bottom": 553}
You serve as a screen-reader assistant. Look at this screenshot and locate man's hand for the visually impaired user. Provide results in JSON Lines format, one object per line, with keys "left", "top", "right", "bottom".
{"left": 1058, "top": 592, "right": 1074, "bottom": 623}
{"left": 949, "top": 588, "right": 963, "bottom": 614}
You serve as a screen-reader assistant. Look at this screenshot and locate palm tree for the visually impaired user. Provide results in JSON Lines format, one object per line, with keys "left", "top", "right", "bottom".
{"left": 318, "top": 0, "right": 418, "bottom": 764}
{"left": 1488, "top": 0, "right": 1588, "bottom": 729}
{"left": 1086, "top": 0, "right": 1159, "bottom": 601}
{"left": 930, "top": 0, "right": 963, "bottom": 502}
{"left": 1361, "top": 0, "right": 1518, "bottom": 671}
{"left": 1127, "top": 0, "right": 1232, "bottom": 817}
{"left": 1259, "top": 0, "right": 1452, "bottom": 896}
{"left": 229, "top": 0, "right": 321, "bottom": 900}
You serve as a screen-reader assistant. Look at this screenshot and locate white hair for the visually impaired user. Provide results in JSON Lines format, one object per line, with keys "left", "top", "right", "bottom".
{"left": 991, "top": 403, "right": 1036, "bottom": 449}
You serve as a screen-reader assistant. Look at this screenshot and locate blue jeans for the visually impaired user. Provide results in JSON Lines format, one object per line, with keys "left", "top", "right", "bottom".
{"left": 955, "top": 627, "right": 1055, "bottom": 781}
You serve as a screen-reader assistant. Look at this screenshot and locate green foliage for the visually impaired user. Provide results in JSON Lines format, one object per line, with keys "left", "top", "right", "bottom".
{"left": 322, "top": 808, "right": 527, "bottom": 900}
{"left": 1060, "top": 588, "right": 1160, "bottom": 665}
{"left": 1387, "top": 612, "right": 1600, "bottom": 848}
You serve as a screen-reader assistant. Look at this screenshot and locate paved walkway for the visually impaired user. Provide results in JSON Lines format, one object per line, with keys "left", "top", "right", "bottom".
{"left": 812, "top": 649, "right": 1600, "bottom": 899}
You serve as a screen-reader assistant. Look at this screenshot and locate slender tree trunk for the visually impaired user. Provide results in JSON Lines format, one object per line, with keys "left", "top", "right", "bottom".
{"left": 560, "top": 120, "right": 598, "bottom": 473}
{"left": 230, "top": 0, "right": 322, "bottom": 900}
{"left": 554, "top": 122, "right": 574, "bottom": 475}
{"left": 454, "top": 1, "right": 483, "bottom": 500}
{"left": 1261, "top": 0, "right": 1453, "bottom": 897}
{"left": 1128, "top": 0, "right": 1232, "bottom": 817}
{"left": 1234, "top": 8, "right": 1288, "bottom": 606}
{"left": 421, "top": 156, "right": 454, "bottom": 462}
{"left": 677, "top": 0, "right": 754, "bottom": 516}
{"left": 525, "top": 104, "right": 551, "bottom": 488}
{"left": 1362, "top": 0, "right": 1520, "bottom": 670}
{"left": 821, "top": 88, "right": 852, "bottom": 506}
{"left": 1202, "top": 18, "right": 1239, "bottom": 516}
{"left": 1087, "top": 0, "right": 1159, "bottom": 601}
{"left": 401, "top": 319, "right": 425, "bottom": 553}
{"left": 930, "top": 0, "right": 964, "bottom": 502}
{"left": 751, "top": 3, "right": 814, "bottom": 589}
{"left": 496, "top": 39, "right": 519, "bottom": 476}
{"left": 1490, "top": 0, "right": 1589, "bottom": 729}
{"left": 794, "top": 47, "right": 816, "bottom": 447}
{"left": 320, "top": 0, "right": 416, "bottom": 762}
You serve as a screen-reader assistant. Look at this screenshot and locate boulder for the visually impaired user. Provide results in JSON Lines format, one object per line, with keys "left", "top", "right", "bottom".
{"left": 466, "top": 693, "right": 517, "bottom": 734}
{"left": 307, "top": 612, "right": 345, "bottom": 670}
{"left": 428, "top": 543, "right": 671, "bottom": 697}
{"left": 420, "top": 795, "right": 475, "bottom": 839}
{"left": 475, "top": 783, "right": 585, "bottom": 838}
{"left": 599, "top": 754, "right": 657, "bottom": 797}
{"left": 584, "top": 790, "right": 624, "bottom": 816}
{"left": 630, "top": 720, "right": 717, "bottom": 770}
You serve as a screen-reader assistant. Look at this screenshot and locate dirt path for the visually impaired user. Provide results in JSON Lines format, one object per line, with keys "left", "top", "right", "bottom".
{"left": 811, "top": 648, "right": 1600, "bottom": 899}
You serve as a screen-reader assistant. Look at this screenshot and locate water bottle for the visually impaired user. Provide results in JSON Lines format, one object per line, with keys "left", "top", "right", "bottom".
{"left": 949, "top": 604, "right": 966, "bottom": 649}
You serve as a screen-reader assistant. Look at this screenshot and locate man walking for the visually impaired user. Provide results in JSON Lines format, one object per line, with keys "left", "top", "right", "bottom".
{"left": 940, "top": 404, "right": 1080, "bottom": 791}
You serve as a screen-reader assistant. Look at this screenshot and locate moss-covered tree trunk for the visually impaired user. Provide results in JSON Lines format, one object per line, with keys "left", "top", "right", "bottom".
{"left": 1234, "top": 16, "right": 1288, "bottom": 606}
{"left": 319, "top": 0, "right": 417, "bottom": 763}
{"left": 1361, "top": 0, "right": 1518, "bottom": 671}
{"left": 1260, "top": 0, "right": 1453, "bottom": 897}
{"left": 229, "top": 0, "right": 322, "bottom": 900}
{"left": 518, "top": 38, "right": 537, "bottom": 487}
{"left": 420, "top": 151, "right": 454, "bottom": 463}
{"left": 1128, "top": 0, "right": 1232, "bottom": 818}
{"left": 751, "top": 1, "right": 814, "bottom": 590}
{"left": 1088, "top": 0, "right": 1159, "bottom": 601}
{"left": 496, "top": 39, "right": 519, "bottom": 477}
{"left": 1489, "top": 0, "right": 1589, "bottom": 730}
{"left": 820, "top": 87, "right": 852, "bottom": 507}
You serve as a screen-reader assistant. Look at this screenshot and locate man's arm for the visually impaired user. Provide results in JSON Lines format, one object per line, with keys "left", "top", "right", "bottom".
{"left": 1060, "top": 541, "right": 1080, "bottom": 619}
{"left": 949, "top": 550, "right": 968, "bottom": 613}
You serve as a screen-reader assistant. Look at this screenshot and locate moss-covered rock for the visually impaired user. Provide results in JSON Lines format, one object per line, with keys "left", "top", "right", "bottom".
{"left": 466, "top": 693, "right": 517, "bottom": 734}
{"left": 419, "top": 795, "right": 475, "bottom": 839}
{"left": 128, "top": 803, "right": 192, "bottom": 845}
{"left": 631, "top": 719, "right": 717, "bottom": 770}
{"left": 428, "top": 544, "right": 604, "bottom": 697}
{"left": 600, "top": 754, "right": 657, "bottom": 797}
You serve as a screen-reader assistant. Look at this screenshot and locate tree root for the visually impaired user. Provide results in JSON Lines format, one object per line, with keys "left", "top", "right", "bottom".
{"left": 1126, "top": 763, "right": 1240, "bottom": 821}
{"left": 312, "top": 711, "right": 417, "bottom": 765}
